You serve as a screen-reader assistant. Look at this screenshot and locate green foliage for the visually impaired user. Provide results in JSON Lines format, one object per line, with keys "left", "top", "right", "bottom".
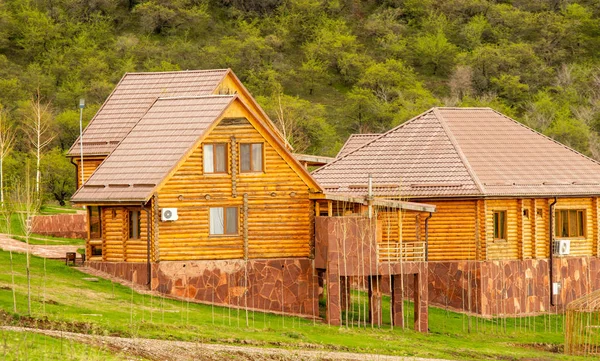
{"left": 0, "top": 0, "right": 600, "bottom": 200}
{"left": 41, "top": 147, "right": 75, "bottom": 206}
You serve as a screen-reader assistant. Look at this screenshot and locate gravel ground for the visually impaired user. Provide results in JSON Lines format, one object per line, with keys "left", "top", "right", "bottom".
{"left": 0, "top": 234, "right": 82, "bottom": 260}
{"left": 0, "top": 326, "right": 452, "bottom": 361}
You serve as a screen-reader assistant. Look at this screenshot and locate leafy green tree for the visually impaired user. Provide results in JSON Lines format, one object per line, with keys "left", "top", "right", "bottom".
{"left": 41, "top": 148, "right": 75, "bottom": 206}
{"left": 410, "top": 31, "right": 458, "bottom": 76}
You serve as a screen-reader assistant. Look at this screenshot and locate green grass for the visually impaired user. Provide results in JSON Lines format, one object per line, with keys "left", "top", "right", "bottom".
{"left": 0, "top": 211, "right": 85, "bottom": 246}
{"left": 0, "top": 329, "right": 147, "bottom": 360}
{"left": 39, "top": 205, "right": 80, "bottom": 215}
{"left": 0, "top": 250, "right": 585, "bottom": 360}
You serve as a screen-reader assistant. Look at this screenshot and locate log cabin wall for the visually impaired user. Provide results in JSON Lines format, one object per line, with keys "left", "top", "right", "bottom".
{"left": 554, "top": 197, "right": 597, "bottom": 257}
{"left": 424, "top": 200, "right": 478, "bottom": 261}
{"left": 481, "top": 197, "right": 597, "bottom": 260}
{"left": 74, "top": 157, "right": 105, "bottom": 189}
{"left": 156, "top": 101, "right": 312, "bottom": 261}
{"left": 93, "top": 205, "right": 152, "bottom": 263}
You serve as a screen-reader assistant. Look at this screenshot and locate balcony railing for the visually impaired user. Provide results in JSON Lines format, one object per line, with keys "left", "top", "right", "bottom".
{"left": 378, "top": 241, "right": 426, "bottom": 262}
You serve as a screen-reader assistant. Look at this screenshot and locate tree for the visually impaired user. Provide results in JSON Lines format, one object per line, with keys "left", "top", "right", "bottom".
{"left": 258, "top": 92, "right": 337, "bottom": 155}
{"left": 13, "top": 163, "right": 40, "bottom": 316}
{"left": 22, "top": 90, "right": 55, "bottom": 198}
{"left": 0, "top": 106, "right": 15, "bottom": 205}
{"left": 41, "top": 148, "right": 76, "bottom": 206}
{"left": 411, "top": 31, "right": 458, "bottom": 76}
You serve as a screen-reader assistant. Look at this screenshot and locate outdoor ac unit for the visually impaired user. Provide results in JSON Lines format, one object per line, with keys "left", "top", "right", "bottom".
{"left": 553, "top": 239, "right": 571, "bottom": 256}
{"left": 161, "top": 208, "right": 178, "bottom": 222}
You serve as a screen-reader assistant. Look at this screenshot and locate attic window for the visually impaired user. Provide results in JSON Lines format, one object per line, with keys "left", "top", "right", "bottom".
{"left": 240, "top": 143, "right": 263, "bottom": 172}
{"left": 203, "top": 143, "right": 227, "bottom": 174}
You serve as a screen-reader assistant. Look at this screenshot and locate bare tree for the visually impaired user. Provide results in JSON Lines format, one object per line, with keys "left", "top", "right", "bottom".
{"left": 23, "top": 89, "right": 55, "bottom": 197}
{"left": 0, "top": 198, "right": 16, "bottom": 312}
{"left": 13, "top": 164, "right": 40, "bottom": 315}
{"left": 0, "top": 107, "right": 16, "bottom": 205}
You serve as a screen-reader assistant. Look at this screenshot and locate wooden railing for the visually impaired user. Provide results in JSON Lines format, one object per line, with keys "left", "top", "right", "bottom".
{"left": 378, "top": 241, "right": 427, "bottom": 262}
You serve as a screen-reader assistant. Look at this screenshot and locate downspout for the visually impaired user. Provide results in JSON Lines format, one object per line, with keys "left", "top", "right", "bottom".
{"left": 69, "top": 158, "right": 78, "bottom": 188}
{"left": 142, "top": 202, "right": 151, "bottom": 288}
{"left": 549, "top": 197, "right": 558, "bottom": 307}
{"left": 424, "top": 212, "right": 433, "bottom": 261}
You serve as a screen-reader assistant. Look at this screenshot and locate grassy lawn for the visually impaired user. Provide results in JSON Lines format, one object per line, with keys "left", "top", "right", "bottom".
{"left": 0, "top": 250, "right": 583, "bottom": 360}
{"left": 0, "top": 329, "right": 147, "bottom": 360}
{"left": 0, "top": 211, "right": 85, "bottom": 246}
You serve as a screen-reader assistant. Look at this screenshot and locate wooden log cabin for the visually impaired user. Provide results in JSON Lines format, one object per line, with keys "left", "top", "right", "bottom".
{"left": 70, "top": 73, "right": 325, "bottom": 315}
{"left": 312, "top": 107, "right": 600, "bottom": 315}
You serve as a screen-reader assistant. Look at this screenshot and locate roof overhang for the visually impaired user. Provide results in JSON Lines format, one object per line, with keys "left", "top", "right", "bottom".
{"left": 310, "top": 193, "right": 436, "bottom": 213}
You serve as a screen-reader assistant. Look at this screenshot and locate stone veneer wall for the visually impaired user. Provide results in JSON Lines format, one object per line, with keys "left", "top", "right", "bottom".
{"left": 428, "top": 257, "right": 600, "bottom": 316}
{"left": 86, "top": 261, "right": 150, "bottom": 286}
{"left": 151, "top": 258, "right": 318, "bottom": 316}
{"left": 31, "top": 214, "right": 87, "bottom": 239}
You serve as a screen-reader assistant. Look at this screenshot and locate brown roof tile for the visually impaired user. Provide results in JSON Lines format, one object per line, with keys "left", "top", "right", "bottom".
{"left": 71, "top": 95, "right": 235, "bottom": 203}
{"left": 68, "top": 69, "right": 229, "bottom": 156}
{"left": 337, "top": 133, "right": 380, "bottom": 158}
{"left": 312, "top": 107, "right": 600, "bottom": 198}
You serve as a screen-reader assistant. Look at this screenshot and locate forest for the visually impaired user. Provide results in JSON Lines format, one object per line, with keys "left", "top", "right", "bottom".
{"left": 1, "top": 0, "right": 600, "bottom": 205}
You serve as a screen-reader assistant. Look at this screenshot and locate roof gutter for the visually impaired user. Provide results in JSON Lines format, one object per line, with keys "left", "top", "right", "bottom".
{"left": 549, "top": 197, "right": 558, "bottom": 307}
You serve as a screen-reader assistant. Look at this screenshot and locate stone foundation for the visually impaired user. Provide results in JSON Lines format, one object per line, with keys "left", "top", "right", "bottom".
{"left": 86, "top": 261, "right": 150, "bottom": 286}
{"left": 428, "top": 257, "right": 600, "bottom": 316}
{"left": 31, "top": 214, "right": 87, "bottom": 239}
{"left": 151, "top": 258, "right": 318, "bottom": 316}
{"left": 86, "top": 258, "right": 319, "bottom": 316}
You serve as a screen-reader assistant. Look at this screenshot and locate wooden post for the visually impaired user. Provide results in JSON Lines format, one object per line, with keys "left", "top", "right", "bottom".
{"left": 230, "top": 136, "right": 237, "bottom": 198}
{"left": 328, "top": 201, "right": 333, "bottom": 217}
{"left": 243, "top": 193, "right": 249, "bottom": 260}
{"left": 315, "top": 201, "right": 320, "bottom": 218}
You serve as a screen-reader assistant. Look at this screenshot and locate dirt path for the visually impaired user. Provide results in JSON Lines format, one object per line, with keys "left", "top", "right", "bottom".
{"left": 0, "top": 234, "right": 81, "bottom": 260}
{"left": 0, "top": 326, "right": 452, "bottom": 361}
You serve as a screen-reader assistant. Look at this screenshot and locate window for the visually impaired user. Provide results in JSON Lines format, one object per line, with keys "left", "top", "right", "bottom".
{"left": 555, "top": 209, "right": 585, "bottom": 238}
{"left": 89, "top": 206, "right": 101, "bottom": 239}
{"left": 209, "top": 207, "right": 238, "bottom": 235}
{"left": 493, "top": 211, "right": 507, "bottom": 241}
{"left": 129, "top": 210, "right": 141, "bottom": 239}
{"left": 240, "top": 143, "right": 263, "bottom": 172}
{"left": 203, "top": 143, "right": 227, "bottom": 173}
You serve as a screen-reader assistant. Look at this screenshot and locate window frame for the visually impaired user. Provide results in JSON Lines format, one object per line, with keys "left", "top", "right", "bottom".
{"left": 555, "top": 209, "right": 586, "bottom": 239}
{"left": 203, "top": 143, "right": 228, "bottom": 174}
{"left": 128, "top": 209, "right": 142, "bottom": 240}
{"left": 239, "top": 142, "right": 264, "bottom": 173}
{"left": 209, "top": 206, "right": 239, "bottom": 236}
{"left": 88, "top": 206, "right": 102, "bottom": 239}
{"left": 493, "top": 210, "right": 507, "bottom": 242}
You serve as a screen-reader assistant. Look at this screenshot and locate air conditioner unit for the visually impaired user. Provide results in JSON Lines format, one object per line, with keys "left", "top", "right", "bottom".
{"left": 553, "top": 239, "right": 570, "bottom": 256}
{"left": 161, "top": 208, "right": 178, "bottom": 222}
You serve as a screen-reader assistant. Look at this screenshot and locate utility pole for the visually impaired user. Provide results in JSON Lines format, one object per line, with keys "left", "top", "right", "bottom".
{"left": 79, "top": 98, "right": 85, "bottom": 189}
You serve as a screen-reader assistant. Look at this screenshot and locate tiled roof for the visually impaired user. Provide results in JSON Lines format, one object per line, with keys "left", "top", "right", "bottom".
{"left": 312, "top": 107, "right": 600, "bottom": 198}
{"left": 67, "top": 69, "right": 229, "bottom": 156}
{"left": 71, "top": 95, "right": 235, "bottom": 202}
{"left": 313, "top": 110, "right": 482, "bottom": 198}
{"left": 337, "top": 134, "right": 380, "bottom": 158}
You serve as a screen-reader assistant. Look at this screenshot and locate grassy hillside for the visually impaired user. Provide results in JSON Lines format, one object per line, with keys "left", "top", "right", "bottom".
{"left": 0, "top": 250, "right": 587, "bottom": 360}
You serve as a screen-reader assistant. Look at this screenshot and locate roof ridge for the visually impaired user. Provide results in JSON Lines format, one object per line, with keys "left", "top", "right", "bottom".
{"left": 157, "top": 94, "right": 236, "bottom": 100}
{"left": 489, "top": 108, "right": 600, "bottom": 168}
{"left": 314, "top": 108, "right": 436, "bottom": 174}
{"left": 125, "top": 69, "right": 229, "bottom": 75}
{"left": 432, "top": 107, "right": 493, "bottom": 110}
{"left": 432, "top": 108, "right": 486, "bottom": 195}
